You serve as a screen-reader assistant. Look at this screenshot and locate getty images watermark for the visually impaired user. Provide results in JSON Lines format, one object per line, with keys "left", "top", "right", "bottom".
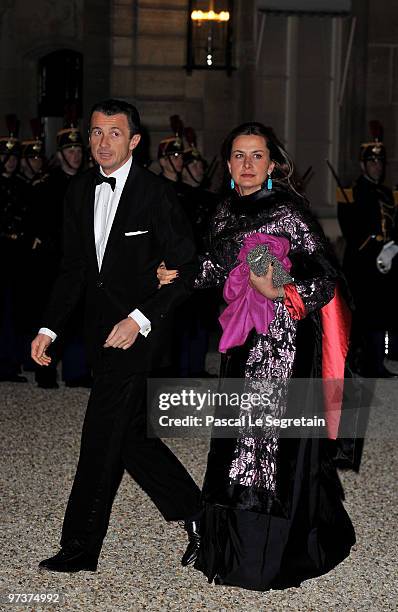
{"left": 157, "top": 388, "right": 325, "bottom": 429}
{"left": 147, "top": 377, "right": 398, "bottom": 439}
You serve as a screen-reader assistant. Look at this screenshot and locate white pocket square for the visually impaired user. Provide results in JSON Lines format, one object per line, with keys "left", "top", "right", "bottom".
{"left": 124, "top": 230, "right": 149, "bottom": 236}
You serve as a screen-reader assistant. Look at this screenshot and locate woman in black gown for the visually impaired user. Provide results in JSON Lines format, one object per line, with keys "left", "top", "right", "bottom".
{"left": 159, "top": 122, "right": 355, "bottom": 591}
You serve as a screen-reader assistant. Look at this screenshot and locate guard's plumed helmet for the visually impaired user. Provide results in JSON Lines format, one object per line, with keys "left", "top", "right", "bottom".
{"left": 360, "top": 120, "right": 386, "bottom": 163}
{"left": 157, "top": 115, "right": 184, "bottom": 159}
{"left": 56, "top": 126, "right": 84, "bottom": 150}
{"left": 22, "top": 118, "right": 45, "bottom": 159}
{"left": 57, "top": 105, "right": 84, "bottom": 150}
{"left": 0, "top": 114, "right": 21, "bottom": 156}
{"left": 183, "top": 126, "right": 204, "bottom": 165}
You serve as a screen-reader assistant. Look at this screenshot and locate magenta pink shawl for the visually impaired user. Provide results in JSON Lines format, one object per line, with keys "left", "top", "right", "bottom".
{"left": 218, "top": 233, "right": 292, "bottom": 353}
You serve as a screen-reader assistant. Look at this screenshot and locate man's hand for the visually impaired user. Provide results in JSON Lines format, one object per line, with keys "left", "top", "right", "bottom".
{"left": 31, "top": 333, "right": 52, "bottom": 366}
{"left": 249, "top": 265, "right": 283, "bottom": 300}
{"left": 104, "top": 317, "right": 140, "bottom": 350}
{"left": 157, "top": 260, "right": 178, "bottom": 287}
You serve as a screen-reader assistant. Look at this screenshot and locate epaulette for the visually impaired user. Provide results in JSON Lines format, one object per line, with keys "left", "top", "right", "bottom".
{"left": 336, "top": 187, "right": 354, "bottom": 204}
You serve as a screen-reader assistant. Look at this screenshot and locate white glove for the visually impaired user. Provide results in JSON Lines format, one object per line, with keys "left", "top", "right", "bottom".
{"left": 376, "top": 240, "right": 398, "bottom": 274}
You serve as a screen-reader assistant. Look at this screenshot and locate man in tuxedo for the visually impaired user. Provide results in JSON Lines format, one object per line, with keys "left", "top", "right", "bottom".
{"left": 31, "top": 99, "right": 202, "bottom": 572}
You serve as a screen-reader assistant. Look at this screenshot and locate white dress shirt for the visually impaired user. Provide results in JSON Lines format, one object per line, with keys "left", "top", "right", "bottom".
{"left": 39, "top": 156, "right": 151, "bottom": 341}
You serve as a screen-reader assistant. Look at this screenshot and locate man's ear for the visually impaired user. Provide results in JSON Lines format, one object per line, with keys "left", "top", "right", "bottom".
{"left": 129, "top": 134, "right": 141, "bottom": 151}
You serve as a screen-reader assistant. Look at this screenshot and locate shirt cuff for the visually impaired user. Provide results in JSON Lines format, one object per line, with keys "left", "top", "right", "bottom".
{"left": 128, "top": 309, "right": 151, "bottom": 337}
{"left": 39, "top": 327, "right": 57, "bottom": 342}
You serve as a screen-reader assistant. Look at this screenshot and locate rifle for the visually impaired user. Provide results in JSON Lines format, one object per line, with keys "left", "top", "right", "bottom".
{"left": 326, "top": 159, "right": 351, "bottom": 205}
{"left": 300, "top": 165, "right": 314, "bottom": 189}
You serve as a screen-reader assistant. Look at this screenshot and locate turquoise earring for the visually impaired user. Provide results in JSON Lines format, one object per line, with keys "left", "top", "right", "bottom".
{"left": 267, "top": 174, "right": 273, "bottom": 190}
{"left": 230, "top": 178, "right": 235, "bottom": 189}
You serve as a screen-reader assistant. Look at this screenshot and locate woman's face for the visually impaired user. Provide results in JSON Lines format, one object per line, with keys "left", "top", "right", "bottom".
{"left": 228, "top": 134, "right": 275, "bottom": 196}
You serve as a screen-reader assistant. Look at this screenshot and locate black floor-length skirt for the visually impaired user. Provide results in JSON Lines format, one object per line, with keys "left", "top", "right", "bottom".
{"left": 194, "top": 435, "right": 355, "bottom": 591}
{"left": 194, "top": 333, "right": 356, "bottom": 591}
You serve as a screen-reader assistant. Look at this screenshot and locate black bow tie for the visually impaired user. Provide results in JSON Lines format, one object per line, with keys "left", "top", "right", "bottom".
{"left": 95, "top": 172, "right": 116, "bottom": 191}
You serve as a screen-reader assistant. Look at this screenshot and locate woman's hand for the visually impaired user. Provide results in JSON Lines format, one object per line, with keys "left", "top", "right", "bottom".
{"left": 157, "top": 261, "right": 179, "bottom": 287}
{"left": 249, "top": 265, "right": 284, "bottom": 300}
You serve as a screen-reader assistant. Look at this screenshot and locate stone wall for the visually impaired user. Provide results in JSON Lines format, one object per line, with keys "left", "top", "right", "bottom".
{"left": 339, "top": 0, "right": 398, "bottom": 188}
{"left": 0, "top": 0, "right": 110, "bottom": 143}
{"left": 1, "top": 0, "right": 397, "bottom": 194}
{"left": 0, "top": 0, "right": 84, "bottom": 136}
{"left": 366, "top": 0, "right": 398, "bottom": 187}
{"left": 110, "top": 0, "right": 250, "bottom": 172}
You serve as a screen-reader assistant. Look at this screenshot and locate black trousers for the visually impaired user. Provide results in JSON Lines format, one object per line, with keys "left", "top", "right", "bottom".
{"left": 60, "top": 354, "right": 201, "bottom": 557}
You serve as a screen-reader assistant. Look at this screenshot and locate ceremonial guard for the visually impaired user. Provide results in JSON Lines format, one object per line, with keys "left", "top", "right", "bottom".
{"left": 338, "top": 122, "right": 398, "bottom": 378}
{"left": 182, "top": 127, "right": 207, "bottom": 189}
{"left": 19, "top": 119, "right": 47, "bottom": 186}
{"left": 34, "top": 122, "right": 91, "bottom": 388}
{"left": 182, "top": 126, "right": 220, "bottom": 375}
{"left": 182, "top": 126, "right": 218, "bottom": 248}
{"left": 158, "top": 119, "right": 218, "bottom": 376}
{"left": 18, "top": 120, "right": 50, "bottom": 352}
{"left": 158, "top": 115, "right": 185, "bottom": 185}
{"left": 0, "top": 115, "right": 35, "bottom": 381}
{"left": 158, "top": 117, "right": 218, "bottom": 249}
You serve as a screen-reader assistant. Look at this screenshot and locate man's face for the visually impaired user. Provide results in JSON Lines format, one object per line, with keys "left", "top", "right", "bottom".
{"left": 363, "top": 158, "right": 384, "bottom": 183}
{"left": 21, "top": 157, "right": 43, "bottom": 176}
{"left": 160, "top": 153, "right": 184, "bottom": 176}
{"left": 0, "top": 154, "right": 18, "bottom": 176}
{"left": 183, "top": 159, "right": 205, "bottom": 186}
{"left": 61, "top": 146, "right": 83, "bottom": 172}
{"left": 89, "top": 112, "right": 141, "bottom": 175}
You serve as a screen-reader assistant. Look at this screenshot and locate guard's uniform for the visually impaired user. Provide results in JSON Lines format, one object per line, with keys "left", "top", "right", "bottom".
{"left": 157, "top": 121, "right": 219, "bottom": 377}
{"left": 0, "top": 117, "right": 35, "bottom": 381}
{"left": 34, "top": 125, "right": 91, "bottom": 388}
{"left": 338, "top": 127, "right": 398, "bottom": 377}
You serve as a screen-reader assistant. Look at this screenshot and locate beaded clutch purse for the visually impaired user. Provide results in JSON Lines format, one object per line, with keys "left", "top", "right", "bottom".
{"left": 246, "top": 244, "right": 293, "bottom": 287}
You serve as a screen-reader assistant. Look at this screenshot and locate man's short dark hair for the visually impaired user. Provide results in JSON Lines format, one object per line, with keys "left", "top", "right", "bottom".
{"left": 90, "top": 99, "right": 141, "bottom": 137}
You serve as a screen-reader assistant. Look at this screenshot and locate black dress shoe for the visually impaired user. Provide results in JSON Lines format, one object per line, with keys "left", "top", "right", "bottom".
{"left": 0, "top": 374, "right": 28, "bottom": 383}
{"left": 64, "top": 375, "right": 92, "bottom": 388}
{"left": 37, "top": 381, "right": 59, "bottom": 389}
{"left": 181, "top": 519, "right": 201, "bottom": 566}
{"left": 39, "top": 540, "right": 98, "bottom": 573}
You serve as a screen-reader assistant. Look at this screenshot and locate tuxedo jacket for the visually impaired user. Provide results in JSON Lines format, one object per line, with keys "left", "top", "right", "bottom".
{"left": 43, "top": 162, "right": 198, "bottom": 372}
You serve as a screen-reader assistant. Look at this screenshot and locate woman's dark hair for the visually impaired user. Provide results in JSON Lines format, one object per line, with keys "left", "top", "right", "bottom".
{"left": 222, "top": 122, "right": 303, "bottom": 196}
{"left": 90, "top": 99, "right": 141, "bottom": 137}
